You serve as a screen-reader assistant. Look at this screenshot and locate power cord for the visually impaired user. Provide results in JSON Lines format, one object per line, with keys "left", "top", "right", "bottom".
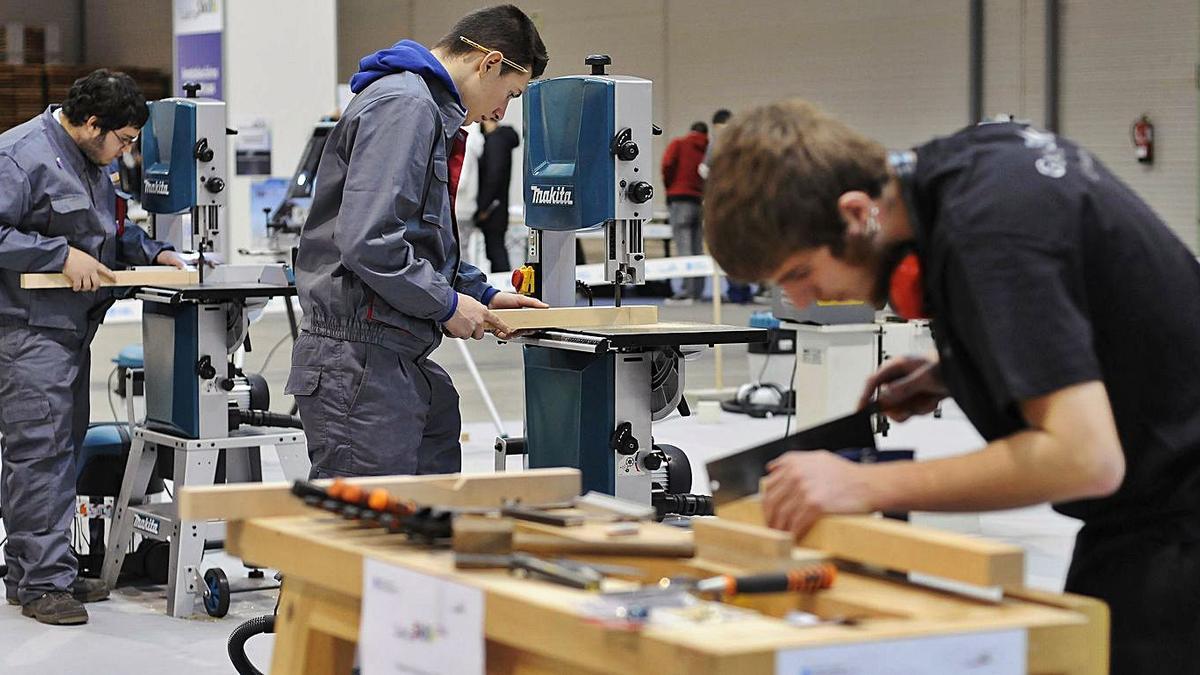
{"left": 254, "top": 332, "right": 291, "bottom": 375}
{"left": 107, "top": 366, "right": 121, "bottom": 422}
{"left": 782, "top": 346, "right": 799, "bottom": 439}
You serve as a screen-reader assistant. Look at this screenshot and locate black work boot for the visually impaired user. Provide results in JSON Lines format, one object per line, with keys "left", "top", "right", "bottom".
{"left": 21, "top": 591, "right": 89, "bottom": 625}
{"left": 7, "top": 577, "right": 109, "bottom": 606}
{"left": 70, "top": 577, "right": 109, "bottom": 603}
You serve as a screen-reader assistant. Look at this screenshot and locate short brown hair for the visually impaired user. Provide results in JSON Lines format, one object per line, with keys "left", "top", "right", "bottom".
{"left": 703, "top": 99, "right": 888, "bottom": 281}
{"left": 435, "top": 5, "right": 549, "bottom": 78}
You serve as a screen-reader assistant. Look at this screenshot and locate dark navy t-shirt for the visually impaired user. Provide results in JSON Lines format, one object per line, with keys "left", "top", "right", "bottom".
{"left": 908, "top": 121, "right": 1200, "bottom": 525}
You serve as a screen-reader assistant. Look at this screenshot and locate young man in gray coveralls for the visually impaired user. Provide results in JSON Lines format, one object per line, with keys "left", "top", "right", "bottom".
{"left": 289, "top": 5, "right": 548, "bottom": 479}
{"left": 0, "top": 70, "right": 185, "bottom": 624}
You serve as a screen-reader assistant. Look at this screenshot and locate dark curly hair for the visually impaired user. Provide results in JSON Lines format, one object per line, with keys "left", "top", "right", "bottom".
{"left": 60, "top": 69, "right": 149, "bottom": 132}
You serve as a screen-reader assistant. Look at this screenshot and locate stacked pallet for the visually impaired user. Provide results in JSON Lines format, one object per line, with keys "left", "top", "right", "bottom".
{"left": 0, "top": 64, "right": 45, "bottom": 132}
{"left": 44, "top": 64, "right": 92, "bottom": 108}
{"left": 123, "top": 66, "right": 171, "bottom": 102}
{"left": 2, "top": 64, "right": 171, "bottom": 133}
{"left": 22, "top": 26, "right": 45, "bottom": 65}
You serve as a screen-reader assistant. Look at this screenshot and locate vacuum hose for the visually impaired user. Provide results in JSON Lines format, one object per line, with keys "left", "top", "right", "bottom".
{"left": 228, "top": 614, "right": 275, "bottom": 675}
{"left": 234, "top": 409, "right": 304, "bottom": 429}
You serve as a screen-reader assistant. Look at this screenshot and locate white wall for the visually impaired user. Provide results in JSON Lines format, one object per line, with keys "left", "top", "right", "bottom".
{"left": 330, "top": 0, "right": 1199, "bottom": 249}
{"left": 224, "top": 0, "right": 337, "bottom": 260}
{"left": 84, "top": 0, "right": 172, "bottom": 73}
{"left": 337, "top": 0, "right": 413, "bottom": 84}
{"left": 1058, "top": 0, "right": 1199, "bottom": 248}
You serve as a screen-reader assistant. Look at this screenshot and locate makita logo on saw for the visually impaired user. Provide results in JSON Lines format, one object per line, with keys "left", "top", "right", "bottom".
{"left": 530, "top": 185, "right": 573, "bottom": 206}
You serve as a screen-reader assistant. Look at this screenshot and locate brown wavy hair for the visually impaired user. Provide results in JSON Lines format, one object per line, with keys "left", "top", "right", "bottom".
{"left": 703, "top": 99, "right": 888, "bottom": 281}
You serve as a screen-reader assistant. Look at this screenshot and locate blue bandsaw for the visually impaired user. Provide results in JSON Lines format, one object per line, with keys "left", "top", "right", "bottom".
{"left": 504, "top": 56, "right": 765, "bottom": 516}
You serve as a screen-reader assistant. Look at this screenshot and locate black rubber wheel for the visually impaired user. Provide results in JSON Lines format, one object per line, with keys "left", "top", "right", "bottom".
{"left": 204, "top": 567, "right": 230, "bottom": 618}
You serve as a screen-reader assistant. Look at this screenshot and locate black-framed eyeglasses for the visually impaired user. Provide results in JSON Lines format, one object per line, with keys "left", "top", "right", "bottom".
{"left": 459, "top": 35, "right": 529, "bottom": 74}
{"left": 109, "top": 130, "right": 139, "bottom": 148}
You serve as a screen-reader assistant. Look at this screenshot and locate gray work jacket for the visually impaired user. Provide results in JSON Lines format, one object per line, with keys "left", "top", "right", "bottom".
{"left": 0, "top": 107, "right": 172, "bottom": 333}
{"left": 294, "top": 71, "right": 496, "bottom": 353}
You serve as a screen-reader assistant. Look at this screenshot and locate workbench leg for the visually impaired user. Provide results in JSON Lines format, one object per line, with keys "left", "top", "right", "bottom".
{"left": 100, "top": 433, "right": 156, "bottom": 589}
{"left": 166, "top": 448, "right": 219, "bottom": 617}
{"left": 272, "top": 579, "right": 358, "bottom": 675}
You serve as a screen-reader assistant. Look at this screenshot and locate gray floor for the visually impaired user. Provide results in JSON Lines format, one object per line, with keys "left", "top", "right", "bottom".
{"left": 0, "top": 298, "right": 1082, "bottom": 673}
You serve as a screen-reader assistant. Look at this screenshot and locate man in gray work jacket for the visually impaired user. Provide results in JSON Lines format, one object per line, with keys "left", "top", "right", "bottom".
{"left": 0, "top": 69, "right": 184, "bottom": 624}
{"left": 288, "top": 5, "right": 548, "bottom": 478}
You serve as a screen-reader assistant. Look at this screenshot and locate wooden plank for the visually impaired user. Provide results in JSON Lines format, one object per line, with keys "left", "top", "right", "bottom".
{"left": 718, "top": 496, "right": 1024, "bottom": 588}
{"left": 490, "top": 305, "right": 657, "bottom": 330}
{"left": 20, "top": 268, "right": 199, "bottom": 289}
{"left": 177, "top": 468, "right": 581, "bottom": 521}
{"left": 692, "top": 518, "right": 827, "bottom": 571}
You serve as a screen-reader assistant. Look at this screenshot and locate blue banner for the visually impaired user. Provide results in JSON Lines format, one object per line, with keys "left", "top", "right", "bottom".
{"left": 176, "top": 31, "right": 223, "bottom": 99}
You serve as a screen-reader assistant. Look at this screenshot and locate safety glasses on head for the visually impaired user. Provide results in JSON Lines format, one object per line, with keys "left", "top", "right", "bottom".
{"left": 458, "top": 35, "right": 529, "bottom": 74}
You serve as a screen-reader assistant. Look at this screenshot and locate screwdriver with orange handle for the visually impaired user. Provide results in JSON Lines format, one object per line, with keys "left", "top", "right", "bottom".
{"left": 692, "top": 562, "right": 836, "bottom": 596}
{"left": 293, "top": 479, "right": 418, "bottom": 523}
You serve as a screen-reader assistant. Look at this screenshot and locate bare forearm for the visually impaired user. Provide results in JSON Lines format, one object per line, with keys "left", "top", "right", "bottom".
{"left": 864, "top": 428, "right": 1114, "bottom": 512}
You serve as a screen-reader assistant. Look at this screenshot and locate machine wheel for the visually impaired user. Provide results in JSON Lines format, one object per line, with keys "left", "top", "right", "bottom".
{"left": 658, "top": 444, "right": 692, "bottom": 494}
{"left": 204, "top": 567, "right": 231, "bottom": 618}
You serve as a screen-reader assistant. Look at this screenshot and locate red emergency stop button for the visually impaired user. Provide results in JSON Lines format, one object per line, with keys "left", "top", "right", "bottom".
{"left": 512, "top": 266, "right": 536, "bottom": 295}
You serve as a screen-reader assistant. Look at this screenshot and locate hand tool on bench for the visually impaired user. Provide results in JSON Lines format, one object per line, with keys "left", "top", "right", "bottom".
{"left": 706, "top": 406, "right": 882, "bottom": 505}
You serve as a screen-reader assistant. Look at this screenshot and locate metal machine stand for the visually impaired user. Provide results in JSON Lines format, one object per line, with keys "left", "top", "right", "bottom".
{"left": 101, "top": 426, "right": 308, "bottom": 617}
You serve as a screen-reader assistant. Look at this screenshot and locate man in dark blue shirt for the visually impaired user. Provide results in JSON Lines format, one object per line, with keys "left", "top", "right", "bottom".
{"left": 703, "top": 99, "right": 1200, "bottom": 673}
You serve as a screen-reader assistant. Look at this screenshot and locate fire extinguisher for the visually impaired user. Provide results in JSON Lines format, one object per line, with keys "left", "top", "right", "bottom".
{"left": 1131, "top": 114, "right": 1154, "bottom": 165}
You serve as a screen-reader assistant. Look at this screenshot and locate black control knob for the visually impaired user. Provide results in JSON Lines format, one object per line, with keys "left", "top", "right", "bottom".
{"left": 610, "top": 421, "right": 639, "bottom": 456}
{"left": 642, "top": 452, "right": 663, "bottom": 471}
{"left": 610, "top": 128, "right": 638, "bottom": 161}
{"left": 182, "top": 82, "right": 202, "bottom": 98}
{"left": 585, "top": 54, "right": 611, "bottom": 75}
{"left": 626, "top": 181, "right": 654, "bottom": 204}
{"left": 205, "top": 177, "right": 225, "bottom": 194}
{"left": 193, "top": 138, "right": 214, "bottom": 163}
{"left": 196, "top": 356, "right": 217, "bottom": 380}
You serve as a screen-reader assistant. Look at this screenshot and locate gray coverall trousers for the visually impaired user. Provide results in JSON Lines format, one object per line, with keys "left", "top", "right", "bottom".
{"left": 287, "top": 332, "right": 461, "bottom": 478}
{"left": 669, "top": 199, "right": 704, "bottom": 299}
{"left": 0, "top": 320, "right": 95, "bottom": 603}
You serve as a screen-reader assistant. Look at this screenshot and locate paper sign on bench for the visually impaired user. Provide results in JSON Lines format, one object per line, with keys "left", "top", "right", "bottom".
{"left": 360, "top": 559, "right": 485, "bottom": 675}
{"left": 776, "top": 629, "right": 1026, "bottom": 675}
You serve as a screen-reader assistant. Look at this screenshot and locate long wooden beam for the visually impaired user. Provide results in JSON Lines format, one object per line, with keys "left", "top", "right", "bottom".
{"left": 719, "top": 496, "right": 1024, "bottom": 588}
{"left": 177, "top": 468, "right": 581, "bottom": 521}
{"left": 20, "top": 268, "right": 198, "bottom": 289}
{"left": 491, "top": 305, "right": 657, "bottom": 330}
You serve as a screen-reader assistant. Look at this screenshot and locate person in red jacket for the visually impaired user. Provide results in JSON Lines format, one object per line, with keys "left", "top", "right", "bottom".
{"left": 661, "top": 121, "right": 708, "bottom": 303}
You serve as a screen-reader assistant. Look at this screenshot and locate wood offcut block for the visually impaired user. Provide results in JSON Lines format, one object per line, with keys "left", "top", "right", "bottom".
{"left": 453, "top": 515, "right": 515, "bottom": 554}
{"left": 693, "top": 518, "right": 827, "bottom": 572}
{"left": 719, "top": 495, "right": 1024, "bottom": 588}
{"left": 491, "top": 305, "right": 657, "bottom": 330}
{"left": 20, "top": 268, "right": 199, "bottom": 289}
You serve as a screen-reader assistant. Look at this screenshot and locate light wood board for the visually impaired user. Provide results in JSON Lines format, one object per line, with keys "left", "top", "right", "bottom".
{"left": 491, "top": 305, "right": 657, "bottom": 330}
{"left": 20, "top": 268, "right": 199, "bottom": 289}
{"left": 177, "top": 468, "right": 581, "bottom": 521}
{"left": 719, "top": 496, "right": 1024, "bottom": 588}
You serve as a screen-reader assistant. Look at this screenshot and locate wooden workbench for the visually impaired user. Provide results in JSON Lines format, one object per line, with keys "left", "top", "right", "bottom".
{"left": 181, "top": 470, "right": 1107, "bottom": 675}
